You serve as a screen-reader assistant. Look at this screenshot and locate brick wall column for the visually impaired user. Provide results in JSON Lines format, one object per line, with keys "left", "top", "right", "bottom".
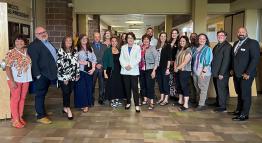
{"left": 46, "top": 0, "right": 72, "bottom": 48}
{"left": 88, "top": 15, "right": 100, "bottom": 41}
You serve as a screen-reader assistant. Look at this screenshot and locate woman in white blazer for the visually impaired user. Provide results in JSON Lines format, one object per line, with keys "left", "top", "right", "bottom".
{"left": 119, "top": 32, "right": 141, "bottom": 112}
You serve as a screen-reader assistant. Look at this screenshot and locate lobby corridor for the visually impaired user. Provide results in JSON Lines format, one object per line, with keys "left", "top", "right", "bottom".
{"left": 0, "top": 87, "right": 261, "bottom": 143}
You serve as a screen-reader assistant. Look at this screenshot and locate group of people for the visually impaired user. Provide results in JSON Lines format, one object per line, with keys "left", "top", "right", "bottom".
{"left": 3, "top": 26, "right": 260, "bottom": 128}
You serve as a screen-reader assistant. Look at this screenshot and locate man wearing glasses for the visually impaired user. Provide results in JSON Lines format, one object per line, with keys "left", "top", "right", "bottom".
{"left": 211, "top": 30, "right": 232, "bottom": 113}
{"left": 28, "top": 26, "right": 57, "bottom": 124}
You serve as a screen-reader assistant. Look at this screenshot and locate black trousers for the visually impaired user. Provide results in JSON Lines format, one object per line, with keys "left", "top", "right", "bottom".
{"left": 93, "top": 68, "right": 105, "bottom": 101}
{"left": 123, "top": 75, "right": 139, "bottom": 106}
{"left": 176, "top": 71, "right": 191, "bottom": 97}
{"left": 233, "top": 76, "right": 254, "bottom": 116}
{"left": 59, "top": 80, "right": 75, "bottom": 107}
{"left": 139, "top": 69, "right": 155, "bottom": 100}
{"left": 156, "top": 68, "right": 170, "bottom": 95}
{"left": 213, "top": 76, "right": 229, "bottom": 109}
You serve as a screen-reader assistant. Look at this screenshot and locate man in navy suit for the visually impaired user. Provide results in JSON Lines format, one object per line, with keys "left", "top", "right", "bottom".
{"left": 91, "top": 32, "right": 107, "bottom": 105}
{"left": 28, "top": 26, "right": 57, "bottom": 124}
{"left": 231, "top": 27, "right": 260, "bottom": 121}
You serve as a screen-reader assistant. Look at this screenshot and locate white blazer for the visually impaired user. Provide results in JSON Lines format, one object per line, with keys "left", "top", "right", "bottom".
{"left": 119, "top": 44, "right": 141, "bottom": 75}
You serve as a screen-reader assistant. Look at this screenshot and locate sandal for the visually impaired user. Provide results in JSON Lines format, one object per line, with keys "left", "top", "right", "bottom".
{"left": 156, "top": 99, "right": 164, "bottom": 104}
{"left": 160, "top": 101, "right": 168, "bottom": 106}
{"left": 82, "top": 107, "right": 89, "bottom": 113}
{"left": 148, "top": 103, "right": 154, "bottom": 110}
{"left": 12, "top": 120, "right": 24, "bottom": 129}
{"left": 20, "top": 118, "right": 27, "bottom": 125}
{"left": 142, "top": 100, "right": 148, "bottom": 105}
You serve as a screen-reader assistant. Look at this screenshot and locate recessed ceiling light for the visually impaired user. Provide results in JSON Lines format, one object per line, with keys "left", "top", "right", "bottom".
{"left": 127, "top": 28, "right": 140, "bottom": 31}
{"left": 125, "top": 20, "right": 144, "bottom": 24}
{"left": 111, "top": 25, "right": 124, "bottom": 28}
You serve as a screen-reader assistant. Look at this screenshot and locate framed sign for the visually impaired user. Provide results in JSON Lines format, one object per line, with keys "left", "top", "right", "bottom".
{"left": 20, "top": 24, "right": 30, "bottom": 38}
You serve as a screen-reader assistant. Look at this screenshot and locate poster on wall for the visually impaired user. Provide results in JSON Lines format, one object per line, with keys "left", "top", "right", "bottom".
{"left": 8, "top": 22, "right": 20, "bottom": 48}
{"left": 20, "top": 24, "right": 30, "bottom": 38}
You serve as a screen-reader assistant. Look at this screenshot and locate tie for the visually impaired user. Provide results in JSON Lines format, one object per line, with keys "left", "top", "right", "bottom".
{"left": 234, "top": 41, "right": 242, "bottom": 55}
{"left": 96, "top": 43, "right": 100, "bottom": 51}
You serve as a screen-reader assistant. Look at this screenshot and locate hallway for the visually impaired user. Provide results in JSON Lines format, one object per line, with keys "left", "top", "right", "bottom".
{"left": 0, "top": 87, "right": 261, "bottom": 143}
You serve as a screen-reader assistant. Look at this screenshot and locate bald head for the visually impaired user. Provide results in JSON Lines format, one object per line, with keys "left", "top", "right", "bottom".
{"left": 237, "top": 27, "right": 248, "bottom": 41}
{"left": 35, "top": 26, "right": 48, "bottom": 41}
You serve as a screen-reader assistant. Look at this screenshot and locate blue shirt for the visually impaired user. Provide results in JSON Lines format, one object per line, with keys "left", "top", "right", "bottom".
{"left": 128, "top": 47, "right": 132, "bottom": 54}
{"left": 94, "top": 42, "right": 101, "bottom": 50}
{"left": 42, "top": 40, "right": 57, "bottom": 61}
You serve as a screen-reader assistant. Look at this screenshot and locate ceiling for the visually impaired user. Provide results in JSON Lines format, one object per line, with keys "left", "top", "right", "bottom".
{"left": 100, "top": 14, "right": 165, "bottom": 38}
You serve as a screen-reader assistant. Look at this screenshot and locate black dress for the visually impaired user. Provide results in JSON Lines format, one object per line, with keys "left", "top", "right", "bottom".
{"left": 108, "top": 53, "right": 125, "bottom": 100}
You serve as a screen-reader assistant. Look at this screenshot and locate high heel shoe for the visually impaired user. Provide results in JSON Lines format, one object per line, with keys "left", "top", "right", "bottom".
{"left": 62, "top": 109, "right": 67, "bottom": 114}
{"left": 135, "top": 106, "right": 140, "bottom": 113}
{"left": 125, "top": 104, "right": 131, "bottom": 110}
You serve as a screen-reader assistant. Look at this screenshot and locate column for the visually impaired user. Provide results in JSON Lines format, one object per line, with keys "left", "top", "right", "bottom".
{"left": 192, "top": 0, "right": 207, "bottom": 34}
{"left": 0, "top": 2, "right": 11, "bottom": 119}
{"left": 165, "top": 15, "right": 173, "bottom": 39}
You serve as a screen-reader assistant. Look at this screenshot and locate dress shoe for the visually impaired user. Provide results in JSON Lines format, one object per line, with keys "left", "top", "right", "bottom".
{"left": 37, "top": 117, "right": 52, "bottom": 124}
{"left": 213, "top": 107, "right": 227, "bottom": 112}
{"left": 232, "top": 115, "right": 249, "bottom": 121}
{"left": 125, "top": 104, "right": 131, "bottom": 110}
{"left": 98, "top": 100, "right": 104, "bottom": 105}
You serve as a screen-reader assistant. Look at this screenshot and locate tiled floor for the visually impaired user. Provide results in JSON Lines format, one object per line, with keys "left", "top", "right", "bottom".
{"left": 0, "top": 87, "right": 261, "bottom": 143}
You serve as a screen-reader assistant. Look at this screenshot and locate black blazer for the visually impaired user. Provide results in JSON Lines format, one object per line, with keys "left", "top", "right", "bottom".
{"left": 232, "top": 38, "right": 260, "bottom": 78}
{"left": 28, "top": 38, "right": 58, "bottom": 80}
{"left": 211, "top": 41, "right": 232, "bottom": 77}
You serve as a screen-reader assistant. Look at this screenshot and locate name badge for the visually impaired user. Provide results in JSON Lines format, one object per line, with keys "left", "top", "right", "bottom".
{"left": 240, "top": 48, "right": 246, "bottom": 51}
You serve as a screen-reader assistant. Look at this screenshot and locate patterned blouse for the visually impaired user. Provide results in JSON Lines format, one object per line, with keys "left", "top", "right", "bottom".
{"left": 5, "top": 48, "right": 32, "bottom": 82}
{"left": 57, "top": 48, "right": 80, "bottom": 81}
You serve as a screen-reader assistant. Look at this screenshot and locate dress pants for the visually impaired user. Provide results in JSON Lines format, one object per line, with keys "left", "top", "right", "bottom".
{"left": 93, "top": 68, "right": 105, "bottom": 102}
{"left": 233, "top": 76, "right": 254, "bottom": 116}
{"left": 59, "top": 80, "right": 75, "bottom": 107}
{"left": 213, "top": 76, "right": 229, "bottom": 109}
{"left": 123, "top": 75, "right": 139, "bottom": 106}
{"left": 34, "top": 75, "right": 51, "bottom": 119}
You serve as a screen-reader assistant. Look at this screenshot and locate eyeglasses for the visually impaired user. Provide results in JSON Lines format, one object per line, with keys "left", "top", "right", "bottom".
{"left": 36, "top": 31, "right": 47, "bottom": 35}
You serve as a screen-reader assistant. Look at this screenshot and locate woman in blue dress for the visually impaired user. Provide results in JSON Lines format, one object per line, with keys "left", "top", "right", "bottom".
{"left": 74, "top": 34, "right": 97, "bottom": 112}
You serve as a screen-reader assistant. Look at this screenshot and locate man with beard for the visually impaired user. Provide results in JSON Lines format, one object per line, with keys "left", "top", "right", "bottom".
{"left": 28, "top": 26, "right": 57, "bottom": 124}
{"left": 231, "top": 27, "right": 260, "bottom": 121}
{"left": 145, "top": 27, "right": 158, "bottom": 48}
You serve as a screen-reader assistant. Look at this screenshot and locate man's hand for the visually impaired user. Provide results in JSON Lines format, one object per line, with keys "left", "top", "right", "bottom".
{"left": 242, "top": 73, "right": 250, "bottom": 80}
{"left": 218, "top": 75, "right": 224, "bottom": 80}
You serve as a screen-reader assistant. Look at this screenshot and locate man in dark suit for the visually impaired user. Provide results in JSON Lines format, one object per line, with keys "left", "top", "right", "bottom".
{"left": 28, "top": 26, "right": 57, "bottom": 124}
{"left": 92, "top": 32, "right": 107, "bottom": 105}
{"left": 211, "top": 30, "right": 232, "bottom": 112}
{"left": 231, "top": 27, "right": 260, "bottom": 121}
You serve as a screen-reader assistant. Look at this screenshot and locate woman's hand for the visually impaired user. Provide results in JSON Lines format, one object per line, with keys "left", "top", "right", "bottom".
{"left": 76, "top": 76, "right": 80, "bottom": 81}
{"left": 11, "top": 80, "right": 18, "bottom": 89}
{"left": 165, "top": 69, "right": 170, "bottom": 75}
{"left": 104, "top": 73, "right": 108, "bottom": 79}
{"left": 200, "top": 72, "right": 205, "bottom": 80}
{"left": 151, "top": 70, "right": 156, "bottom": 79}
{"left": 64, "top": 80, "right": 69, "bottom": 85}
{"left": 88, "top": 68, "right": 95, "bottom": 75}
